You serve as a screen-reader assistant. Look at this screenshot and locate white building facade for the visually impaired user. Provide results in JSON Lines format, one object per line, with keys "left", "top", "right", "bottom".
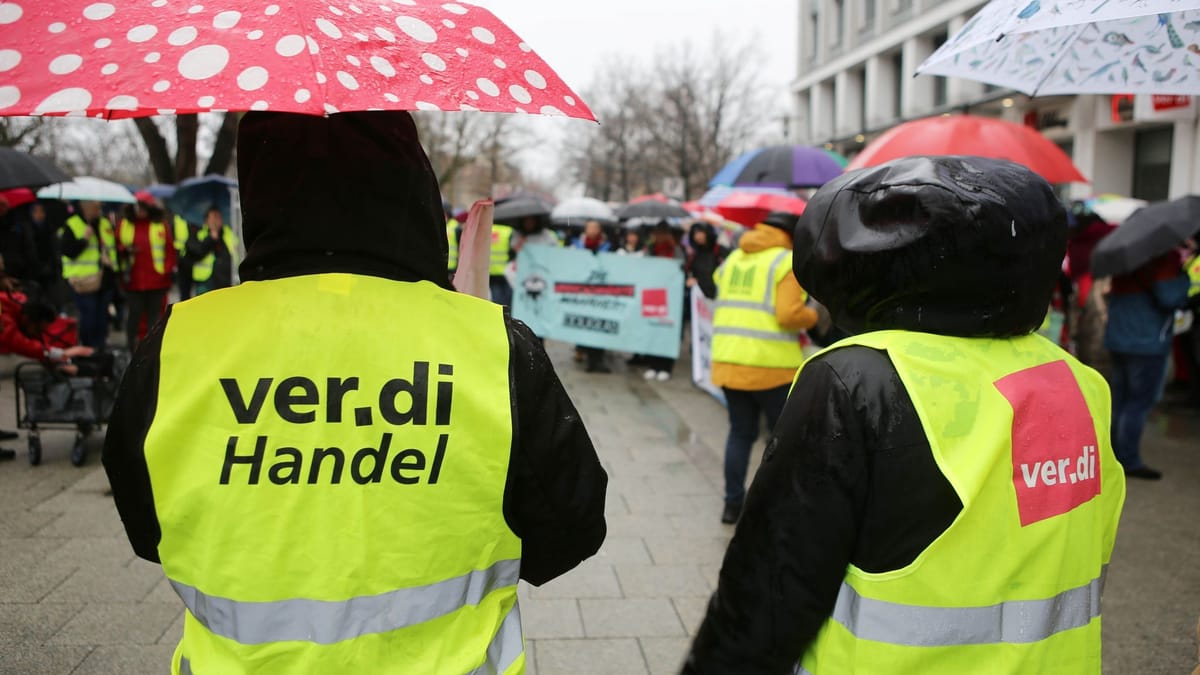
{"left": 792, "top": 0, "right": 1200, "bottom": 201}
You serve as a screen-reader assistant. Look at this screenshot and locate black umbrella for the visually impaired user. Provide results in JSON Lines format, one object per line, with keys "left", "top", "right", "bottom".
{"left": 1090, "top": 195, "right": 1200, "bottom": 278}
{"left": 0, "top": 147, "right": 71, "bottom": 191}
{"left": 616, "top": 200, "right": 690, "bottom": 220}
{"left": 493, "top": 194, "right": 553, "bottom": 223}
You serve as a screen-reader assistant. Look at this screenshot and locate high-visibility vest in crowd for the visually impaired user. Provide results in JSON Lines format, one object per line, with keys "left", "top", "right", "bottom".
{"left": 62, "top": 214, "right": 118, "bottom": 280}
{"left": 490, "top": 224, "right": 513, "bottom": 276}
{"left": 191, "top": 225, "right": 239, "bottom": 283}
{"left": 118, "top": 219, "right": 170, "bottom": 275}
{"left": 1187, "top": 254, "right": 1200, "bottom": 298}
{"left": 796, "top": 330, "right": 1124, "bottom": 675}
{"left": 145, "top": 273, "right": 524, "bottom": 675}
{"left": 446, "top": 218, "right": 460, "bottom": 271}
{"left": 173, "top": 216, "right": 190, "bottom": 254}
{"left": 711, "top": 246, "right": 804, "bottom": 368}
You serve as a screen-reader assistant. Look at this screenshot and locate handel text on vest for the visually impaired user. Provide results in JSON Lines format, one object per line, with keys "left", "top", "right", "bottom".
{"left": 218, "top": 362, "right": 454, "bottom": 486}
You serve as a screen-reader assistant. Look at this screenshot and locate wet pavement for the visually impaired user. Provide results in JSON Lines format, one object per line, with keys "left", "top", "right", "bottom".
{"left": 0, "top": 343, "right": 1196, "bottom": 673}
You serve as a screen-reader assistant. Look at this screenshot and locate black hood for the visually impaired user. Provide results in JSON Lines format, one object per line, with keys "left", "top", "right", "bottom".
{"left": 794, "top": 155, "right": 1066, "bottom": 337}
{"left": 688, "top": 221, "right": 718, "bottom": 251}
{"left": 237, "top": 111, "right": 449, "bottom": 288}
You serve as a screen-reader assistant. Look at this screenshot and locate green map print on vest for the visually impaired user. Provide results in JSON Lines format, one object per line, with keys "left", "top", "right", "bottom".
{"left": 727, "top": 262, "right": 758, "bottom": 296}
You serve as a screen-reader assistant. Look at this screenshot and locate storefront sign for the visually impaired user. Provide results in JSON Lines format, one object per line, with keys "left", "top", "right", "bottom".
{"left": 1151, "top": 95, "right": 1191, "bottom": 111}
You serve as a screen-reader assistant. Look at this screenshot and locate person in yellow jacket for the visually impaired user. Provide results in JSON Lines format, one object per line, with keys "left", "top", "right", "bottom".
{"left": 710, "top": 211, "right": 817, "bottom": 523}
{"left": 188, "top": 207, "right": 238, "bottom": 295}
{"left": 60, "top": 200, "right": 120, "bottom": 349}
{"left": 445, "top": 212, "right": 460, "bottom": 275}
{"left": 489, "top": 222, "right": 514, "bottom": 306}
{"left": 102, "top": 110, "right": 607, "bottom": 675}
{"left": 171, "top": 214, "right": 196, "bottom": 300}
{"left": 685, "top": 156, "right": 1125, "bottom": 674}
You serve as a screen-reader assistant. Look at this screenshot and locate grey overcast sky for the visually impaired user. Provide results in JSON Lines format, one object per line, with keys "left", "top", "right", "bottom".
{"left": 467, "top": 1, "right": 798, "bottom": 186}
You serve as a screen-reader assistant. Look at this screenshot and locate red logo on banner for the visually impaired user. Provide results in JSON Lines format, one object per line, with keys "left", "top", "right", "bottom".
{"left": 641, "top": 288, "right": 668, "bottom": 317}
{"left": 1151, "top": 95, "right": 1191, "bottom": 111}
{"left": 994, "top": 360, "right": 1101, "bottom": 527}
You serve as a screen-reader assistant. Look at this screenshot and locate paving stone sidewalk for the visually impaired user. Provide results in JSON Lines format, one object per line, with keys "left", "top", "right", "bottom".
{"left": 1, "top": 343, "right": 1197, "bottom": 674}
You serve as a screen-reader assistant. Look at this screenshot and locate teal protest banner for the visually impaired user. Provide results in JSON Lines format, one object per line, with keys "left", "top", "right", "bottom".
{"left": 512, "top": 245, "right": 685, "bottom": 359}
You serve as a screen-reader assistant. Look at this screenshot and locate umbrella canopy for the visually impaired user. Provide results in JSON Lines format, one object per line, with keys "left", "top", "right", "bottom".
{"left": 822, "top": 148, "right": 850, "bottom": 169}
{"left": 845, "top": 115, "right": 1087, "bottom": 184}
{"left": 714, "top": 192, "right": 808, "bottom": 227}
{"left": 919, "top": 0, "right": 1200, "bottom": 95}
{"left": 493, "top": 194, "right": 553, "bottom": 223}
{"left": 1083, "top": 194, "right": 1147, "bottom": 225}
{"left": 166, "top": 175, "right": 237, "bottom": 224}
{"left": 709, "top": 145, "right": 844, "bottom": 189}
{"left": 0, "top": 1, "right": 593, "bottom": 120}
{"left": 616, "top": 200, "right": 691, "bottom": 221}
{"left": 0, "top": 147, "right": 72, "bottom": 191}
{"left": 0, "top": 187, "right": 36, "bottom": 209}
{"left": 144, "top": 183, "right": 178, "bottom": 200}
{"left": 38, "top": 175, "right": 136, "bottom": 203}
{"left": 550, "top": 197, "right": 616, "bottom": 225}
{"left": 697, "top": 184, "right": 792, "bottom": 208}
{"left": 1091, "top": 195, "right": 1200, "bottom": 277}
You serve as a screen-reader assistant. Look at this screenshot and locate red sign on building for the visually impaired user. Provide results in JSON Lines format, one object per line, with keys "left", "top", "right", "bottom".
{"left": 1151, "top": 95, "right": 1191, "bottom": 111}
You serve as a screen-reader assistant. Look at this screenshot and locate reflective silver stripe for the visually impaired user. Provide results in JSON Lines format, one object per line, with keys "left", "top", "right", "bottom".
{"left": 179, "top": 656, "right": 193, "bottom": 675}
{"left": 713, "top": 326, "right": 799, "bottom": 342}
{"left": 830, "top": 569, "right": 1106, "bottom": 647}
{"left": 170, "top": 558, "right": 520, "bottom": 646}
{"left": 716, "top": 299, "right": 773, "bottom": 313}
{"left": 762, "top": 249, "right": 791, "bottom": 309}
{"left": 792, "top": 666, "right": 813, "bottom": 675}
{"left": 467, "top": 602, "right": 525, "bottom": 675}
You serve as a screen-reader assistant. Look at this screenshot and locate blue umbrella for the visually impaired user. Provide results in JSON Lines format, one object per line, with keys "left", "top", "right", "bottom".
{"left": 166, "top": 175, "right": 237, "bottom": 225}
{"left": 697, "top": 185, "right": 791, "bottom": 208}
{"left": 709, "top": 145, "right": 844, "bottom": 189}
{"left": 144, "top": 183, "right": 177, "bottom": 200}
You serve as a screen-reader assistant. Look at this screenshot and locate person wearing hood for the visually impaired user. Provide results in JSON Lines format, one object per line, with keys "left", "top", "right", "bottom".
{"left": 709, "top": 211, "right": 817, "bottom": 523}
{"left": 102, "top": 111, "right": 608, "bottom": 675}
{"left": 684, "top": 157, "right": 1125, "bottom": 674}
{"left": 686, "top": 221, "right": 723, "bottom": 300}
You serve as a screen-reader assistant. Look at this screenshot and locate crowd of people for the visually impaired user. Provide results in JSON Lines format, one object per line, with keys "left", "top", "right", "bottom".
{"left": 0, "top": 191, "right": 240, "bottom": 461}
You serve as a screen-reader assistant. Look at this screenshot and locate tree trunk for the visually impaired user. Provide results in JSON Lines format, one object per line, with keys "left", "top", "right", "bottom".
{"left": 204, "top": 112, "right": 240, "bottom": 176}
{"left": 134, "top": 118, "right": 175, "bottom": 184}
{"left": 174, "top": 115, "right": 199, "bottom": 180}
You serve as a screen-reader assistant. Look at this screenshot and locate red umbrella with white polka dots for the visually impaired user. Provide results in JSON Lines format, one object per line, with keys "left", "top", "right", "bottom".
{"left": 0, "top": 0, "right": 594, "bottom": 120}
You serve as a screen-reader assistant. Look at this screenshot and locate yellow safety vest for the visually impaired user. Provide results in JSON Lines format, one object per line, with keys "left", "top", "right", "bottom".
{"left": 173, "top": 216, "right": 190, "bottom": 253}
{"left": 447, "top": 218, "right": 460, "bottom": 271}
{"left": 711, "top": 246, "right": 804, "bottom": 368}
{"left": 490, "top": 224, "right": 513, "bottom": 276}
{"left": 1187, "top": 254, "right": 1200, "bottom": 298}
{"left": 62, "top": 215, "right": 119, "bottom": 279}
{"left": 145, "top": 274, "right": 525, "bottom": 675}
{"left": 191, "top": 225, "right": 239, "bottom": 283}
{"left": 797, "top": 330, "right": 1125, "bottom": 675}
{"left": 118, "top": 219, "right": 169, "bottom": 275}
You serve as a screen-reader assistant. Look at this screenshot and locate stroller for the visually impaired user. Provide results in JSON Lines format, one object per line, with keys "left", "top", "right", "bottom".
{"left": 13, "top": 315, "right": 131, "bottom": 466}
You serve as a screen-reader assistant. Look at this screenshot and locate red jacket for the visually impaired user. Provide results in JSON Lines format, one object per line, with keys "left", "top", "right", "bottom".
{"left": 0, "top": 292, "right": 48, "bottom": 360}
{"left": 122, "top": 219, "right": 176, "bottom": 291}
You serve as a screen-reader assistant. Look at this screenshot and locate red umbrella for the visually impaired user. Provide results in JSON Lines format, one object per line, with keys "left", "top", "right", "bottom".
{"left": 0, "top": 1, "right": 592, "bottom": 120}
{"left": 846, "top": 115, "right": 1086, "bottom": 184}
{"left": 629, "top": 193, "right": 672, "bottom": 204}
{"left": 714, "top": 191, "right": 807, "bottom": 227}
{"left": 0, "top": 187, "right": 36, "bottom": 209}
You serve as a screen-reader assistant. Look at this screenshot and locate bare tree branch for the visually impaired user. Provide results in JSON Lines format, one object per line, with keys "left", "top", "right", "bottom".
{"left": 134, "top": 117, "right": 175, "bottom": 183}
{"left": 203, "top": 112, "right": 240, "bottom": 176}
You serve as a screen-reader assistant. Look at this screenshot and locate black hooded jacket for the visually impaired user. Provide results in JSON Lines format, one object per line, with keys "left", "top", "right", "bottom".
{"left": 102, "top": 111, "right": 608, "bottom": 587}
{"left": 687, "top": 222, "right": 723, "bottom": 300}
{"left": 684, "top": 156, "right": 1068, "bottom": 673}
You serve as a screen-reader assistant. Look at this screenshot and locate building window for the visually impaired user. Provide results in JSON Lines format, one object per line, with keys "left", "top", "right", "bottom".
{"left": 931, "top": 32, "right": 948, "bottom": 107}
{"left": 1132, "top": 127, "right": 1173, "bottom": 202}
{"left": 809, "top": 7, "right": 819, "bottom": 60}
{"left": 863, "top": 0, "right": 877, "bottom": 29}
{"left": 833, "top": 0, "right": 845, "bottom": 46}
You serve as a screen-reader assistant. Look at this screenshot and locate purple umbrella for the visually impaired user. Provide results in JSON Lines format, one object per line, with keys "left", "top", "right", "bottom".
{"left": 709, "top": 145, "right": 844, "bottom": 189}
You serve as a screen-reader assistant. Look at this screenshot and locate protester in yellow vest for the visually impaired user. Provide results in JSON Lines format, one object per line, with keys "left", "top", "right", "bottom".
{"left": 446, "top": 216, "right": 460, "bottom": 274}
{"left": 188, "top": 207, "right": 239, "bottom": 295}
{"left": 489, "top": 223, "right": 514, "bottom": 306}
{"left": 60, "top": 200, "right": 120, "bottom": 349}
{"left": 172, "top": 214, "right": 196, "bottom": 301}
{"left": 685, "top": 157, "right": 1125, "bottom": 674}
{"left": 103, "top": 110, "right": 607, "bottom": 675}
{"left": 1181, "top": 246, "right": 1200, "bottom": 407}
{"left": 710, "top": 211, "right": 817, "bottom": 523}
{"left": 117, "top": 201, "right": 176, "bottom": 350}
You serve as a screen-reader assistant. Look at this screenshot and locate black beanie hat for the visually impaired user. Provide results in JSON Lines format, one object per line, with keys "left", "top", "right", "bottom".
{"left": 793, "top": 155, "right": 1067, "bottom": 337}
{"left": 236, "top": 110, "right": 449, "bottom": 288}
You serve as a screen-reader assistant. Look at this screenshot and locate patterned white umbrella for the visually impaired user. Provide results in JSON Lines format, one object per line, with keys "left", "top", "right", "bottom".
{"left": 918, "top": 0, "right": 1200, "bottom": 95}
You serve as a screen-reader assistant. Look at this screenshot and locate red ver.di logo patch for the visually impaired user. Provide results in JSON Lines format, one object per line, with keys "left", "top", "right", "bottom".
{"left": 994, "top": 360, "right": 1101, "bottom": 527}
{"left": 641, "top": 288, "right": 668, "bottom": 318}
